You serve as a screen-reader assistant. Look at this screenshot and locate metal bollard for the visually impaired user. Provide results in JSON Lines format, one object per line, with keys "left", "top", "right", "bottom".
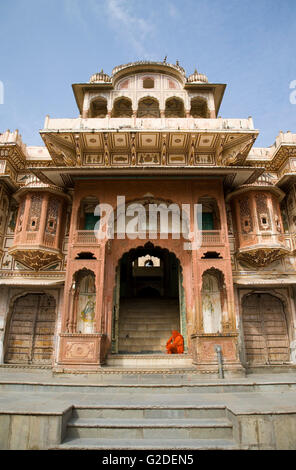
{"left": 215, "top": 344, "right": 224, "bottom": 379}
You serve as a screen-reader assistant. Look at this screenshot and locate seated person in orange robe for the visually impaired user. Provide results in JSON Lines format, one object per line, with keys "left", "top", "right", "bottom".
{"left": 166, "top": 330, "right": 184, "bottom": 354}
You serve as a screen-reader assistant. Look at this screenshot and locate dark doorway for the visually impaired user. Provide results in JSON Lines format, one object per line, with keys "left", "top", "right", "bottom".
{"left": 113, "top": 244, "right": 185, "bottom": 354}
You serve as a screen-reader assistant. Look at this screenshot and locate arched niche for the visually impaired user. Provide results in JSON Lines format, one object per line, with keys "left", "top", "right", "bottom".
{"left": 142, "top": 77, "right": 155, "bottom": 89}
{"left": 201, "top": 268, "right": 226, "bottom": 334}
{"left": 165, "top": 97, "right": 185, "bottom": 118}
{"left": 111, "top": 97, "right": 133, "bottom": 118}
{"left": 89, "top": 97, "right": 107, "bottom": 118}
{"left": 77, "top": 196, "right": 100, "bottom": 231}
{"left": 74, "top": 269, "right": 96, "bottom": 334}
{"left": 198, "top": 196, "right": 221, "bottom": 230}
{"left": 190, "top": 96, "right": 209, "bottom": 118}
{"left": 137, "top": 97, "right": 160, "bottom": 118}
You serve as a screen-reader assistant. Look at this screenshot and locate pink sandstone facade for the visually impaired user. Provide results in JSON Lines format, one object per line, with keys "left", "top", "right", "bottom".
{"left": 0, "top": 61, "right": 296, "bottom": 374}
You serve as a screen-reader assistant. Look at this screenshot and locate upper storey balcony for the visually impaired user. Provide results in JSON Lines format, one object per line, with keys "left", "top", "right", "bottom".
{"left": 36, "top": 60, "right": 260, "bottom": 188}
{"left": 9, "top": 178, "right": 69, "bottom": 270}
{"left": 227, "top": 179, "right": 290, "bottom": 267}
{"left": 43, "top": 116, "right": 255, "bottom": 133}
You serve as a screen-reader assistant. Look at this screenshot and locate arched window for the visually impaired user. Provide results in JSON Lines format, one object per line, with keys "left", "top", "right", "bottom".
{"left": 89, "top": 97, "right": 107, "bottom": 118}
{"left": 112, "top": 97, "right": 133, "bottom": 118}
{"left": 77, "top": 196, "right": 100, "bottom": 231}
{"left": 190, "top": 97, "right": 209, "bottom": 118}
{"left": 137, "top": 97, "right": 160, "bottom": 118}
{"left": 201, "top": 269, "right": 225, "bottom": 334}
{"left": 198, "top": 197, "right": 221, "bottom": 230}
{"left": 165, "top": 97, "right": 185, "bottom": 118}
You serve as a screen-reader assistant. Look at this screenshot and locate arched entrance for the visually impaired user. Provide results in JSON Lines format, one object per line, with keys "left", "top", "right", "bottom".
{"left": 112, "top": 243, "right": 187, "bottom": 354}
{"left": 5, "top": 293, "right": 56, "bottom": 364}
{"left": 242, "top": 293, "right": 290, "bottom": 365}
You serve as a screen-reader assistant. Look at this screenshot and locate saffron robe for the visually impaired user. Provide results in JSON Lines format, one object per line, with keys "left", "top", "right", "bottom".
{"left": 166, "top": 330, "right": 184, "bottom": 354}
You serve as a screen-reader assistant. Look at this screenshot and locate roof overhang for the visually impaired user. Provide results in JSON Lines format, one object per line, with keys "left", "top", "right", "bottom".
{"left": 72, "top": 83, "right": 113, "bottom": 114}
{"left": 31, "top": 165, "right": 264, "bottom": 190}
{"left": 184, "top": 83, "right": 226, "bottom": 115}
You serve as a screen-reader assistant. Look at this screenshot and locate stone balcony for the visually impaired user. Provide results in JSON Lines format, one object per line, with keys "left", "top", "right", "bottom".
{"left": 201, "top": 230, "right": 225, "bottom": 246}
{"left": 236, "top": 232, "right": 291, "bottom": 267}
{"left": 43, "top": 116, "right": 255, "bottom": 132}
{"left": 9, "top": 189, "right": 67, "bottom": 271}
{"left": 73, "top": 229, "right": 226, "bottom": 249}
{"left": 10, "top": 230, "right": 63, "bottom": 271}
{"left": 74, "top": 230, "right": 98, "bottom": 246}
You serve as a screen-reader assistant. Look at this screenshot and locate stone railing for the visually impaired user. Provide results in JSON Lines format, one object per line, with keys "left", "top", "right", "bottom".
{"left": 12, "top": 231, "right": 59, "bottom": 250}
{"left": 74, "top": 230, "right": 98, "bottom": 245}
{"left": 43, "top": 117, "right": 255, "bottom": 132}
{"left": 201, "top": 230, "right": 224, "bottom": 246}
{"left": 239, "top": 232, "right": 290, "bottom": 250}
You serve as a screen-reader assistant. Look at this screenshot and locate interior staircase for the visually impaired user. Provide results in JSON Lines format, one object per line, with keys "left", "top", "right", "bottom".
{"left": 118, "top": 297, "right": 180, "bottom": 354}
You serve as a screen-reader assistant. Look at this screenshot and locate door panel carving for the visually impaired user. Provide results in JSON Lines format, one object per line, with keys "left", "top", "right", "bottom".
{"left": 5, "top": 294, "right": 56, "bottom": 364}
{"left": 242, "top": 293, "right": 289, "bottom": 365}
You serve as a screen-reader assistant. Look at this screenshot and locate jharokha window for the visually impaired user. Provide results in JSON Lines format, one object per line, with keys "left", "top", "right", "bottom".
{"left": 27, "top": 194, "right": 42, "bottom": 231}
{"left": 77, "top": 196, "right": 100, "bottom": 231}
{"left": 198, "top": 197, "right": 221, "bottom": 231}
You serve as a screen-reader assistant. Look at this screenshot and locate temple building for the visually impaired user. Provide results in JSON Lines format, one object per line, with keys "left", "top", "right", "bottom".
{"left": 1, "top": 60, "right": 296, "bottom": 374}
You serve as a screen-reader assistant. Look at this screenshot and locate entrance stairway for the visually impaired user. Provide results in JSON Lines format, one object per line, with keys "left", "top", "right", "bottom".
{"left": 2, "top": 367, "right": 296, "bottom": 449}
{"left": 118, "top": 297, "right": 180, "bottom": 354}
{"left": 59, "top": 404, "right": 236, "bottom": 450}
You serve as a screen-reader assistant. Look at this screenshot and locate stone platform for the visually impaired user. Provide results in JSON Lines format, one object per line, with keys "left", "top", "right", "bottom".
{"left": 0, "top": 366, "right": 296, "bottom": 450}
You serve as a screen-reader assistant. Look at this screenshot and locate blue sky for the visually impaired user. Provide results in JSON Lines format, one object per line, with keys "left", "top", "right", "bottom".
{"left": 0, "top": 0, "right": 295, "bottom": 147}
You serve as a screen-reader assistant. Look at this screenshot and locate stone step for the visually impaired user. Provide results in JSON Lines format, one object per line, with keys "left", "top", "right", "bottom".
{"left": 119, "top": 316, "right": 179, "bottom": 322}
{"left": 106, "top": 354, "right": 193, "bottom": 368}
{"left": 118, "top": 297, "right": 180, "bottom": 352}
{"left": 73, "top": 406, "right": 227, "bottom": 420}
{"left": 66, "top": 417, "right": 233, "bottom": 440}
{"left": 119, "top": 323, "right": 179, "bottom": 332}
{"left": 119, "top": 331, "right": 176, "bottom": 339}
{"left": 119, "top": 338, "right": 170, "bottom": 346}
{"left": 119, "top": 314, "right": 179, "bottom": 320}
{"left": 56, "top": 437, "right": 238, "bottom": 450}
{"left": 119, "top": 306, "right": 179, "bottom": 311}
{"left": 118, "top": 346, "right": 165, "bottom": 353}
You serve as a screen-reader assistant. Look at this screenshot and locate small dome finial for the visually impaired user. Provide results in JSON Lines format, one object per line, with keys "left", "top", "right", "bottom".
{"left": 187, "top": 69, "right": 208, "bottom": 83}
{"left": 89, "top": 69, "right": 111, "bottom": 83}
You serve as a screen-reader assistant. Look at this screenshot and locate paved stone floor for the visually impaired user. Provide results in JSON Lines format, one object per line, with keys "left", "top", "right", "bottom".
{"left": 0, "top": 367, "right": 296, "bottom": 415}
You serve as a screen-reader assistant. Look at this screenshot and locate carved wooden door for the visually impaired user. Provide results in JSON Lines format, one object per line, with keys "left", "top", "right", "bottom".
{"left": 242, "top": 294, "right": 289, "bottom": 365}
{"left": 5, "top": 294, "right": 55, "bottom": 364}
